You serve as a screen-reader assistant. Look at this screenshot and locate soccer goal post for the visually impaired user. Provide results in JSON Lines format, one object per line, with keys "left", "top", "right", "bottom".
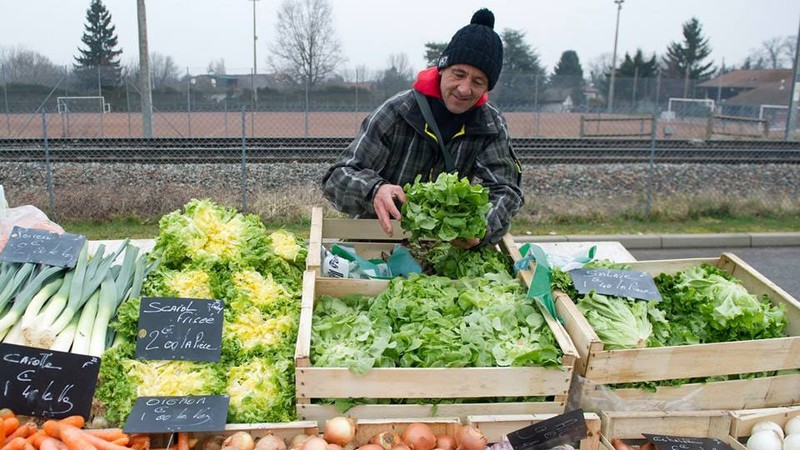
{"left": 667, "top": 98, "right": 715, "bottom": 118}
{"left": 57, "top": 96, "right": 111, "bottom": 114}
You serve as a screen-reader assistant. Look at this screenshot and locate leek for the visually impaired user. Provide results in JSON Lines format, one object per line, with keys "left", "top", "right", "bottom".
{"left": 23, "top": 270, "right": 74, "bottom": 348}
{"left": 71, "top": 288, "right": 100, "bottom": 355}
{"left": 88, "top": 274, "right": 117, "bottom": 357}
{"left": 51, "top": 315, "right": 80, "bottom": 352}
{"left": 17, "top": 275, "right": 64, "bottom": 343}
{"left": 0, "top": 264, "right": 64, "bottom": 338}
{"left": 0, "top": 262, "right": 36, "bottom": 311}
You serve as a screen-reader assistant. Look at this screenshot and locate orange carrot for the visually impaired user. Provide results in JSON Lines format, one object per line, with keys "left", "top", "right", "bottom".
{"left": 24, "top": 430, "right": 46, "bottom": 447}
{"left": 41, "top": 421, "right": 60, "bottom": 440}
{"left": 81, "top": 431, "right": 134, "bottom": 450}
{"left": 21, "top": 443, "right": 34, "bottom": 450}
{"left": 56, "top": 416, "right": 85, "bottom": 429}
{"left": 0, "top": 410, "right": 13, "bottom": 420}
{"left": 82, "top": 428, "right": 127, "bottom": 442}
{"left": 110, "top": 437, "right": 130, "bottom": 446}
{"left": 128, "top": 433, "right": 151, "bottom": 450}
{"left": 54, "top": 424, "right": 97, "bottom": 450}
{"left": 39, "top": 437, "right": 68, "bottom": 450}
{"left": 177, "top": 432, "right": 189, "bottom": 450}
{"left": 0, "top": 417, "right": 6, "bottom": 447}
{"left": 0, "top": 437, "right": 28, "bottom": 450}
{"left": 5, "top": 422, "right": 35, "bottom": 441}
{"left": 3, "top": 417, "right": 20, "bottom": 436}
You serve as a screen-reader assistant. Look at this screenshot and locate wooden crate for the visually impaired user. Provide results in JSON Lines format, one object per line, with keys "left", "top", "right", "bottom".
{"left": 554, "top": 253, "right": 800, "bottom": 410}
{"left": 600, "top": 411, "right": 737, "bottom": 449}
{"left": 294, "top": 271, "right": 578, "bottom": 422}
{"left": 729, "top": 406, "right": 800, "bottom": 450}
{"left": 306, "top": 206, "right": 519, "bottom": 278}
{"left": 150, "top": 421, "right": 319, "bottom": 448}
{"left": 468, "top": 413, "right": 601, "bottom": 450}
{"left": 352, "top": 417, "right": 461, "bottom": 446}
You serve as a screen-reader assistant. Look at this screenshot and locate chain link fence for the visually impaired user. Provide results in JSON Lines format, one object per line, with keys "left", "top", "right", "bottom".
{"left": 1, "top": 69, "right": 799, "bottom": 227}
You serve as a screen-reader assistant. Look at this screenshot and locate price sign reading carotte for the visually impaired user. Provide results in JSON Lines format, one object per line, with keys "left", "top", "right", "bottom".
{"left": 135, "top": 297, "right": 224, "bottom": 362}
{"left": 0, "top": 343, "right": 100, "bottom": 419}
{"left": 0, "top": 226, "right": 86, "bottom": 268}
{"left": 569, "top": 268, "right": 662, "bottom": 301}
{"left": 124, "top": 395, "right": 229, "bottom": 434}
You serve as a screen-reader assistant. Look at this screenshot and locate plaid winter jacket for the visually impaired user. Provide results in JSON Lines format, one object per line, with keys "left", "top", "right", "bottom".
{"left": 320, "top": 85, "right": 523, "bottom": 245}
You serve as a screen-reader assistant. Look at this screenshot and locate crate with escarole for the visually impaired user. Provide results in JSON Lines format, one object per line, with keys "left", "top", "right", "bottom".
{"left": 294, "top": 270, "right": 579, "bottom": 422}
{"left": 544, "top": 252, "right": 800, "bottom": 410}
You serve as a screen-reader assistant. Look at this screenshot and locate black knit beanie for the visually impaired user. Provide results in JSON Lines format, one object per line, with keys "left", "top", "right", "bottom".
{"left": 437, "top": 8, "right": 503, "bottom": 91}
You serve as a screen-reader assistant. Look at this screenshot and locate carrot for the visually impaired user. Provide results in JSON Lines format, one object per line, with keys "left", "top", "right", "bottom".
{"left": 5, "top": 422, "right": 35, "bottom": 441}
{"left": 110, "top": 437, "right": 130, "bottom": 446}
{"left": 56, "top": 416, "right": 85, "bottom": 429}
{"left": 42, "top": 421, "right": 60, "bottom": 440}
{"left": 81, "top": 431, "right": 133, "bottom": 450}
{"left": 177, "top": 432, "right": 189, "bottom": 450}
{"left": 3, "top": 417, "right": 20, "bottom": 436}
{"left": 128, "top": 433, "right": 150, "bottom": 450}
{"left": 83, "top": 428, "right": 127, "bottom": 442}
{"left": 39, "top": 438, "right": 68, "bottom": 450}
{"left": 24, "top": 430, "right": 46, "bottom": 447}
{"left": 22, "top": 443, "right": 34, "bottom": 450}
{"left": 0, "top": 437, "right": 28, "bottom": 450}
{"left": 0, "top": 410, "right": 13, "bottom": 420}
{"left": 55, "top": 424, "right": 97, "bottom": 450}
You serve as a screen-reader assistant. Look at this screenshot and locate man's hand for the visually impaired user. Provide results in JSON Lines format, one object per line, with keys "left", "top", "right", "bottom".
{"left": 451, "top": 237, "right": 481, "bottom": 249}
{"left": 373, "top": 183, "right": 406, "bottom": 236}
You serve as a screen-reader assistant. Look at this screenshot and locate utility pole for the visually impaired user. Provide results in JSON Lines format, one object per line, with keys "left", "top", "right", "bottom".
{"left": 137, "top": 0, "right": 153, "bottom": 138}
{"left": 785, "top": 14, "right": 800, "bottom": 141}
{"left": 607, "top": 0, "right": 624, "bottom": 113}
{"left": 251, "top": 0, "right": 259, "bottom": 104}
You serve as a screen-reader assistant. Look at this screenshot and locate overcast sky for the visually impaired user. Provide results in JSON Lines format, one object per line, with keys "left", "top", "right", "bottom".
{"left": 1, "top": 0, "right": 798, "bottom": 78}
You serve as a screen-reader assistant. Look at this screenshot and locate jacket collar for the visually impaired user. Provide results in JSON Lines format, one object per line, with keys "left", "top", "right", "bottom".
{"left": 412, "top": 67, "right": 488, "bottom": 107}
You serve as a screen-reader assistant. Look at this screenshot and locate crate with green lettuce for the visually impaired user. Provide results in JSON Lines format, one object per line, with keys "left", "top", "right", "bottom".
{"left": 92, "top": 199, "right": 309, "bottom": 426}
{"left": 308, "top": 173, "right": 519, "bottom": 281}
{"left": 547, "top": 252, "right": 800, "bottom": 410}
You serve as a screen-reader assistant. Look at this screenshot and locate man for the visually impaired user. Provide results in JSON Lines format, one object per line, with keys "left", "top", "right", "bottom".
{"left": 321, "top": 8, "right": 523, "bottom": 248}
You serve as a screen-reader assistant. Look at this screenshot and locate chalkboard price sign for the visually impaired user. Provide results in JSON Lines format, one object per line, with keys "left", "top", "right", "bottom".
{"left": 0, "top": 343, "right": 100, "bottom": 419}
{"left": 136, "top": 297, "right": 224, "bottom": 362}
{"left": 0, "top": 226, "right": 86, "bottom": 268}
{"left": 642, "top": 434, "right": 735, "bottom": 450}
{"left": 569, "top": 268, "right": 662, "bottom": 301}
{"left": 507, "top": 409, "right": 588, "bottom": 450}
{"left": 124, "top": 395, "right": 229, "bottom": 433}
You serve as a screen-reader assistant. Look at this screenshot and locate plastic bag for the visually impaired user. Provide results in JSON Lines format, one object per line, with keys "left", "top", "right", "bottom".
{"left": 320, "top": 244, "right": 422, "bottom": 279}
{"left": 0, "top": 205, "right": 65, "bottom": 253}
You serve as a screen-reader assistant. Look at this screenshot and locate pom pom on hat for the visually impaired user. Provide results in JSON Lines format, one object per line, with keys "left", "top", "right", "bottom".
{"left": 437, "top": 8, "right": 503, "bottom": 91}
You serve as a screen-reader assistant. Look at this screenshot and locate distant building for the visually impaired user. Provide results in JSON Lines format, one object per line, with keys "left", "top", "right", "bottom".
{"left": 696, "top": 69, "right": 793, "bottom": 105}
{"left": 539, "top": 87, "right": 574, "bottom": 112}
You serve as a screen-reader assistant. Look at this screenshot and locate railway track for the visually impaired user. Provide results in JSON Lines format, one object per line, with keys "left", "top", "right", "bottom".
{"left": 1, "top": 137, "right": 799, "bottom": 164}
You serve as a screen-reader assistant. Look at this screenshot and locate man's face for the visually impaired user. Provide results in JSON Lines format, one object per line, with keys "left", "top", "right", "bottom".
{"left": 439, "top": 64, "right": 489, "bottom": 114}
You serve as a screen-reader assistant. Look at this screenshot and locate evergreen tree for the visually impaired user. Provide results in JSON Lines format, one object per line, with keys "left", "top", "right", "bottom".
{"left": 73, "top": 0, "right": 122, "bottom": 89}
{"left": 495, "top": 29, "right": 546, "bottom": 105}
{"left": 662, "top": 17, "right": 715, "bottom": 97}
{"left": 424, "top": 42, "right": 448, "bottom": 68}
{"left": 616, "top": 49, "right": 658, "bottom": 105}
{"left": 550, "top": 50, "right": 585, "bottom": 106}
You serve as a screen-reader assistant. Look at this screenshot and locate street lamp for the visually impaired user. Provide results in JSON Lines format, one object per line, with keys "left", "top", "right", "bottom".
{"left": 250, "top": 0, "right": 259, "bottom": 104}
{"left": 607, "top": 0, "right": 624, "bottom": 113}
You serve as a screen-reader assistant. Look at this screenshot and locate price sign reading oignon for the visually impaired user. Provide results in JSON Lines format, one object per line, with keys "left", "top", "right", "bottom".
{"left": 123, "top": 395, "right": 229, "bottom": 433}
{"left": 507, "top": 408, "right": 588, "bottom": 450}
{"left": 0, "top": 226, "right": 85, "bottom": 268}
{"left": 0, "top": 343, "right": 100, "bottom": 419}
{"left": 135, "top": 297, "right": 224, "bottom": 362}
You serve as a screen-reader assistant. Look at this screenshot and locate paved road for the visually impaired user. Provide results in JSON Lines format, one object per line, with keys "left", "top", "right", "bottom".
{"left": 629, "top": 246, "right": 800, "bottom": 301}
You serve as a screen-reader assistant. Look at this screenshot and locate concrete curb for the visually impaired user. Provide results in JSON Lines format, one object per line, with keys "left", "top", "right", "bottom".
{"left": 513, "top": 232, "right": 800, "bottom": 250}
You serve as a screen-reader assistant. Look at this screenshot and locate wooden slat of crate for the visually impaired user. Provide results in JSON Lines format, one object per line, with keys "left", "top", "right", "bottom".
{"left": 295, "top": 272, "right": 576, "bottom": 420}
{"left": 729, "top": 406, "right": 800, "bottom": 441}
{"left": 352, "top": 418, "right": 460, "bottom": 446}
{"left": 150, "top": 421, "right": 319, "bottom": 448}
{"left": 588, "top": 374, "right": 800, "bottom": 411}
{"left": 467, "top": 413, "right": 601, "bottom": 450}
{"left": 558, "top": 253, "right": 800, "bottom": 385}
{"left": 298, "top": 403, "right": 564, "bottom": 423}
{"left": 600, "top": 410, "right": 732, "bottom": 440}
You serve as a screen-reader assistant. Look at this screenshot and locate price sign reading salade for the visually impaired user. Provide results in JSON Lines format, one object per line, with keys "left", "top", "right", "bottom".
{"left": 124, "top": 395, "right": 229, "bottom": 433}
{"left": 569, "top": 268, "right": 662, "bottom": 301}
{"left": 135, "top": 297, "right": 224, "bottom": 362}
{"left": 0, "top": 343, "right": 100, "bottom": 419}
{"left": 0, "top": 226, "right": 86, "bottom": 268}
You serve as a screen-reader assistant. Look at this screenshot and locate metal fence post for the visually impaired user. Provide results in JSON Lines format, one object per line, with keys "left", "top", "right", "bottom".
{"left": 42, "top": 110, "right": 55, "bottom": 218}
{"left": 646, "top": 113, "right": 658, "bottom": 217}
{"left": 2, "top": 80, "right": 9, "bottom": 135}
{"left": 241, "top": 106, "right": 248, "bottom": 214}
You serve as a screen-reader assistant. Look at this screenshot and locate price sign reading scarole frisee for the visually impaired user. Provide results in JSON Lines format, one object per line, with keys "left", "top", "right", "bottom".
{"left": 0, "top": 343, "right": 100, "bottom": 419}
{"left": 124, "top": 395, "right": 229, "bottom": 433}
{"left": 0, "top": 226, "right": 86, "bottom": 268}
{"left": 569, "top": 268, "right": 662, "bottom": 301}
{"left": 135, "top": 297, "right": 224, "bottom": 362}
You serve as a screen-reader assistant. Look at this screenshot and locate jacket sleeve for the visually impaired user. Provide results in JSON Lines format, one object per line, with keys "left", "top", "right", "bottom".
{"left": 320, "top": 102, "right": 397, "bottom": 217}
{"left": 473, "top": 107, "right": 524, "bottom": 245}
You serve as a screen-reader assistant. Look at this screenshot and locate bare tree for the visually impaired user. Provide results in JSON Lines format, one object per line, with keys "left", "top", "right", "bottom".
{"left": 267, "top": 0, "right": 343, "bottom": 87}
{"left": 0, "top": 45, "right": 62, "bottom": 85}
{"left": 744, "top": 35, "right": 798, "bottom": 69}
{"left": 206, "top": 58, "right": 226, "bottom": 75}
{"left": 123, "top": 52, "right": 180, "bottom": 89}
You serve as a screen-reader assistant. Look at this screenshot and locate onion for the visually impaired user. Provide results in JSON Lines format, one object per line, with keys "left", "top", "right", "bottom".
{"left": 746, "top": 430, "right": 782, "bottom": 450}
{"left": 359, "top": 445, "right": 387, "bottom": 450}
{"left": 784, "top": 434, "right": 800, "bottom": 450}
{"left": 256, "top": 435, "right": 289, "bottom": 450}
{"left": 787, "top": 417, "right": 800, "bottom": 435}
{"left": 324, "top": 417, "right": 357, "bottom": 446}
{"left": 753, "top": 421, "right": 785, "bottom": 440}
{"left": 402, "top": 423, "right": 437, "bottom": 450}
{"left": 392, "top": 444, "right": 411, "bottom": 450}
{"left": 370, "top": 432, "right": 402, "bottom": 450}
{"left": 436, "top": 435, "right": 456, "bottom": 450}
{"left": 291, "top": 434, "right": 313, "bottom": 449}
{"left": 224, "top": 432, "right": 256, "bottom": 450}
{"left": 202, "top": 435, "right": 226, "bottom": 450}
{"left": 455, "top": 425, "right": 487, "bottom": 450}
{"left": 303, "top": 437, "right": 331, "bottom": 450}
